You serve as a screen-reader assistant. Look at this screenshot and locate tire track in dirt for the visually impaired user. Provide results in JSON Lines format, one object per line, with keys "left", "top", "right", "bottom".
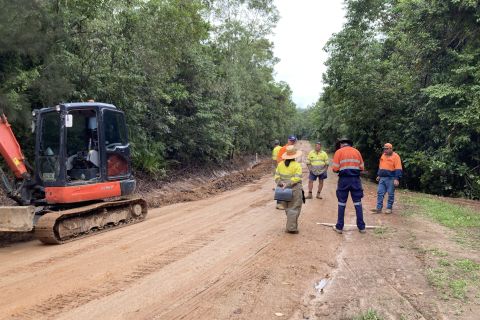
{"left": 0, "top": 188, "right": 268, "bottom": 284}
{"left": 304, "top": 202, "right": 447, "bottom": 320}
{"left": 148, "top": 241, "right": 277, "bottom": 320}
{"left": 249, "top": 198, "right": 271, "bottom": 208}
{"left": 340, "top": 257, "right": 430, "bottom": 320}
{"left": 0, "top": 235, "right": 123, "bottom": 280}
{"left": 8, "top": 228, "right": 225, "bottom": 320}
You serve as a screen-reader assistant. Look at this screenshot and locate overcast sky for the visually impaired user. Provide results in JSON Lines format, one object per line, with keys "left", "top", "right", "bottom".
{"left": 271, "top": 0, "right": 346, "bottom": 109}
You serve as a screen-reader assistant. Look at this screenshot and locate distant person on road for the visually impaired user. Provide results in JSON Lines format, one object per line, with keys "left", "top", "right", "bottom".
{"left": 276, "top": 135, "right": 297, "bottom": 163}
{"left": 275, "top": 145, "right": 303, "bottom": 234}
{"left": 271, "top": 139, "right": 282, "bottom": 190}
{"left": 371, "top": 143, "right": 402, "bottom": 214}
{"left": 306, "top": 142, "right": 329, "bottom": 199}
{"left": 331, "top": 138, "right": 366, "bottom": 234}
{"left": 272, "top": 139, "right": 282, "bottom": 163}
{"left": 275, "top": 135, "right": 297, "bottom": 210}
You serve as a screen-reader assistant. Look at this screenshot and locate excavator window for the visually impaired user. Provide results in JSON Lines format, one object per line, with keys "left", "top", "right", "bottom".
{"left": 103, "top": 110, "right": 129, "bottom": 178}
{"left": 38, "top": 112, "right": 61, "bottom": 182}
{"left": 66, "top": 109, "right": 100, "bottom": 182}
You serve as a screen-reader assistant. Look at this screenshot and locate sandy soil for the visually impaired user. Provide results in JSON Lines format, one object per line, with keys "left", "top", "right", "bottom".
{"left": 0, "top": 141, "right": 478, "bottom": 320}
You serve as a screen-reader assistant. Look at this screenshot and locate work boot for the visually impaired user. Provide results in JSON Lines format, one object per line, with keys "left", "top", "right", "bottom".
{"left": 286, "top": 230, "right": 299, "bottom": 234}
{"left": 305, "top": 192, "right": 313, "bottom": 199}
{"left": 359, "top": 229, "right": 366, "bottom": 234}
{"left": 316, "top": 193, "right": 323, "bottom": 199}
{"left": 385, "top": 208, "right": 392, "bottom": 214}
{"left": 333, "top": 226, "right": 343, "bottom": 234}
{"left": 371, "top": 208, "right": 382, "bottom": 214}
{"left": 276, "top": 203, "right": 285, "bottom": 210}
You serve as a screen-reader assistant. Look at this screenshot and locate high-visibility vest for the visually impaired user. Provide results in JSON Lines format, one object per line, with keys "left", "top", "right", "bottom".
{"left": 272, "top": 145, "right": 282, "bottom": 160}
{"left": 332, "top": 146, "right": 364, "bottom": 177}
{"left": 378, "top": 152, "right": 402, "bottom": 178}
{"left": 307, "top": 150, "right": 329, "bottom": 169}
{"left": 275, "top": 161, "right": 303, "bottom": 184}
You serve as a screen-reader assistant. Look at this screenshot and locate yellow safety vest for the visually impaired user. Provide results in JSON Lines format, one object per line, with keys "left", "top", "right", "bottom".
{"left": 307, "top": 150, "right": 328, "bottom": 166}
{"left": 272, "top": 145, "right": 282, "bottom": 160}
{"left": 275, "top": 161, "right": 303, "bottom": 184}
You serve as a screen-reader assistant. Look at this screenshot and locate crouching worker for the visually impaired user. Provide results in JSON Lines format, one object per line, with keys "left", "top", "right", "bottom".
{"left": 275, "top": 145, "right": 304, "bottom": 234}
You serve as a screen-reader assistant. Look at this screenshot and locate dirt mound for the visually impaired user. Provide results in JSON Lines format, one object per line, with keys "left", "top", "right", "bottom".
{"left": 138, "top": 160, "right": 272, "bottom": 208}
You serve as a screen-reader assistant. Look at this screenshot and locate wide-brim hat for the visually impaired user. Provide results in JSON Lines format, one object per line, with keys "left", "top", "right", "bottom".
{"left": 335, "top": 137, "right": 353, "bottom": 150}
{"left": 282, "top": 145, "right": 302, "bottom": 160}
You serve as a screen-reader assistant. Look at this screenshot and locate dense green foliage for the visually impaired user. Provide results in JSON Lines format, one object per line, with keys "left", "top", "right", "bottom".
{"left": 307, "top": 0, "right": 480, "bottom": 198}
{"left": 0, "top": 0, "right": 296, "bottom": 175}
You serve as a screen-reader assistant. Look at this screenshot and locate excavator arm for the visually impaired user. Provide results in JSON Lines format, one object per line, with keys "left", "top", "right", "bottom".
{"left": 0, "top": 114, "right": 29, "bottom": 179}
{"left": 0, "top": 113, "right": 35, "bottom": 231}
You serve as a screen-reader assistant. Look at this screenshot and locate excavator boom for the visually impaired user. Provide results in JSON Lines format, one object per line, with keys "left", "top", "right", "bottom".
{"left": 0, "top": 113, "right": 35, "bottom": 231}
{"left": 0, "top": 114, "right": 29, "bottom": 179}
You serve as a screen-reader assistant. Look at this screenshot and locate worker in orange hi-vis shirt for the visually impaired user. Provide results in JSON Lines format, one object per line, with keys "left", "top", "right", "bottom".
{"left": 371, "top": 143, "right": 402, "bottom": 214}
{"left": 331, "top": 138, "right": 366, "bottom": 234}
{"left": 276, "top": 135, "right": 297, "bottom": 163}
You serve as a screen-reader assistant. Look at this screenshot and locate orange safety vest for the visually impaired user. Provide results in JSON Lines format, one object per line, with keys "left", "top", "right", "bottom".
{"left": 378, "top": 152, "right": 402, "bottom": 178}
{"left": 276, "top": 145, "right": 288, "bottom": 163}
{"left": 332, "top": 146, "right": 364, "bottom": 176}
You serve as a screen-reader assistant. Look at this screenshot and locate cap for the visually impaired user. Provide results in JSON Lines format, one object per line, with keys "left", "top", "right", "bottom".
{"left": 274, "top": 139, "right": 280, "bottom": 145}
{"left": 288, "top": 135, "right": 297, "bottom": 141}
{"left": 315, "top": 141, "right": 322, "bottom": 145}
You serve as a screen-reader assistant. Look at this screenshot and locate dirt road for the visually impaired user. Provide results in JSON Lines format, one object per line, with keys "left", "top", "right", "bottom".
{"left": 0, "top": 141, "right": 477, "bottom": 320}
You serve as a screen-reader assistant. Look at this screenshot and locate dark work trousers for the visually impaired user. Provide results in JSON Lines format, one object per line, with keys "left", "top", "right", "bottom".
{"left": 335, "top": 176, "right": 366, "bottom": 230}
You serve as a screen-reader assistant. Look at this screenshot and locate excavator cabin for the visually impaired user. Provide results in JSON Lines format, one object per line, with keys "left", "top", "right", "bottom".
{"left": 34, "top": 102, "right": 136, "bottom": 204}
{"left": 0, "top": 102, "right": 147, "bottom": 242}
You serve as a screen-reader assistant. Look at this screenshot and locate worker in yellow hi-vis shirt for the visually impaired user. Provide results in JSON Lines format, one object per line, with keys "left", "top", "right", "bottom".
{"left": 306, "top": 142, "right": 329, "bottom": 199}
{"left": 275, "top": 145, "right": 304, "bottom": 233}
{"left": 271, "top": 139, "right": 281, "bottom": 161}
{"left": 271, "top": 140, "right": 282, "bottom": 190}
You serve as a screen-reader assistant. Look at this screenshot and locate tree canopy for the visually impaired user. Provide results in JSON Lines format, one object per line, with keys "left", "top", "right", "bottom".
{"left": 0, "top": 0, "right": 297, "bottom": 176}
{"left": 307, "top": 0, "right": 480, "bottom": 198}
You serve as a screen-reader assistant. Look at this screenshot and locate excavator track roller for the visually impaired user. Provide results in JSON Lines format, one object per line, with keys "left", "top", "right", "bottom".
{"left": 35, "top": 198, "right": 147, "bottom": 244}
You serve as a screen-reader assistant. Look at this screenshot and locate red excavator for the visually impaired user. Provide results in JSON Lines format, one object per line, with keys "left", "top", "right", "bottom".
{"left": 0, "top": 102, "right": 147, "bottom": 244}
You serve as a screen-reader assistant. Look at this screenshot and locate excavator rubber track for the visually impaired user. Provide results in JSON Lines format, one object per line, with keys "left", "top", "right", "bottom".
{"left": 34, "top": 198, "right": 147, "bottom": 244}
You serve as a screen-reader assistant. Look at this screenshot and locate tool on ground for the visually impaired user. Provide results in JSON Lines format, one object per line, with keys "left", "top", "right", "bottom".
{"left": 317, "top": 223, "right": 381, "bottom": 230}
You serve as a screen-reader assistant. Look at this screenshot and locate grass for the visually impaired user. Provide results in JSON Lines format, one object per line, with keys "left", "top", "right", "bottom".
{"left": 402, "top": 194, "right": 480, "bottom": 302}
{"left": 352, "top": 309, "right": 384, "bottom": 320}
{"left": 403, "top": 194, "right": 480, "bottom": 249}
{"left": 373, "top": 226, "right": 388, "bottom": 238}
{"left": 403, "top": 196, "right": 480, "bottom": 228}
{"left": 426, "top": 258, "right": 480, "bottom": 301}
{"left": 428, "top": 248, "right": 448, "bottom": 257}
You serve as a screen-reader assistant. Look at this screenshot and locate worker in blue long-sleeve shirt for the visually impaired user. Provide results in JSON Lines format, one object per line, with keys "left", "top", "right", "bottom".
{"left": 371, "top": 143, "right": 402, "bottom": 214}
